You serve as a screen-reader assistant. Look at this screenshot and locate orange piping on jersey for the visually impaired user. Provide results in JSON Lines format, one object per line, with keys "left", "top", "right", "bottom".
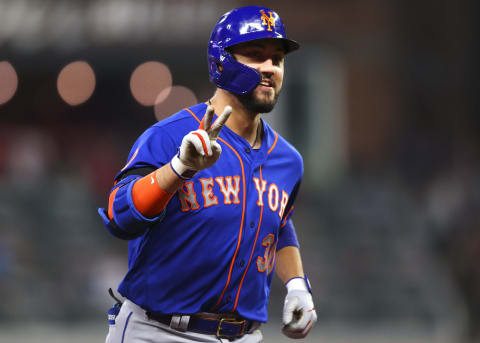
{"left": 232, "top": 165, "right": 264, "bottom": 312}
{"left": 185, "top": 106, "right": 248, "bottom": 311}
{"left": 107, "top": 186, "right": 120, "bottom": 220}
{"left": 185, "top": 107, "right": 201, "bottom": 123}
{"left": 280, "top": 206, "right": 294, "bottom": 228}
{"left": 267, "top": 130, "right": 278, "bottom": 155}
{"left": 121, "top": 147, "right": 140, "bottom": 171}
{"left": 210, "top": 136, "right": 246, "bottom": 311}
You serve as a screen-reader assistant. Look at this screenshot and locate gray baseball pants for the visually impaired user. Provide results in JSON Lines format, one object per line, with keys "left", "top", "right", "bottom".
{"left": 106, "top": 299, "right": 263, "bottom": 343}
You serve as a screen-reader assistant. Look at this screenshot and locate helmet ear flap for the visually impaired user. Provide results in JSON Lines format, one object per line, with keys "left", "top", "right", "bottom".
{"left": 208, "top": 46, "right": 223, "bottom": 84}
{"left": 209, "top": 59, "right": 220, "bottom": 77}
{"left": 209, "top": 48, "right": 261, "bottom": 95}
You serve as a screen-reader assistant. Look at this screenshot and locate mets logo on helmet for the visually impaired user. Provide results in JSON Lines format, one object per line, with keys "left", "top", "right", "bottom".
{"left": 260, "top": 10, "right": 275, "bottom": 31}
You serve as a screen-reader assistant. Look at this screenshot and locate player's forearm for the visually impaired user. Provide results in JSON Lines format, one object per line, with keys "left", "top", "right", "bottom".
{"left": 275, "top": 246, "right": 305, "bottom": 284}
{"left": 154, "top": 163, "right": 185, "bottom": 192}
{"left": 101, "top": 162, "right": 187, "bottom": 240}
{"left": 129, "top": 164, "right": 184, "bottom": 218}
{"left": 279, "top": 246, "right": 317, "bottom": 339}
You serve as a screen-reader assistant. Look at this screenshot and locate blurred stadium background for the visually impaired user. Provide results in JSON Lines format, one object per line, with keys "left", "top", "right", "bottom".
{"left": 0, "top": 0, "right": 477, "bottom": 342}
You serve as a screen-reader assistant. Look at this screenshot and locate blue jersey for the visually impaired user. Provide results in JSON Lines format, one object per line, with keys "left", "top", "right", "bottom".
{"left": 103, "top": 103, "right": 303, "bottom": 323}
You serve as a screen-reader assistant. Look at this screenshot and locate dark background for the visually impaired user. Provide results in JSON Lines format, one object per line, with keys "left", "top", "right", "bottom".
{"left": 0, "top": 0, "right": 477, "bottom": 342}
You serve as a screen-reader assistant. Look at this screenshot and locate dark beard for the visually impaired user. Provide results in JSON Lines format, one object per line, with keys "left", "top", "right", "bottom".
{"left": 234, "top": 89, "right": 280, "bottom": 114}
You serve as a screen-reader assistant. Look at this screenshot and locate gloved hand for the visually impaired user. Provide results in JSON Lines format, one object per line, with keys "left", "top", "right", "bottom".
{"left": 170, "top": 105, "right": 232, "bottom": 179}
{"left": 282, "top": 277, "right": 317, "bottom": 339}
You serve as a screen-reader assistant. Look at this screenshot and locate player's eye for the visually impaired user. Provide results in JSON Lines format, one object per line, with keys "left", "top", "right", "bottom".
{"left": 246, "top": 50, "right": 262, "bottom": 59}
{"left": 272, "top": 54, "right": 284, "bottom": 65}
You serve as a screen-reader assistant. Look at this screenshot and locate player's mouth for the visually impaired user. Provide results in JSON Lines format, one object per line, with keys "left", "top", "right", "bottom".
{"left": 258, "top": 79, "right": 274, "bottom": 90}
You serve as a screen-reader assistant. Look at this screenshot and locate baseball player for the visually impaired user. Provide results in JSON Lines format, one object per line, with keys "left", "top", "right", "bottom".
{"left": 98, "top": 6, "right": 317, "bottom": 342}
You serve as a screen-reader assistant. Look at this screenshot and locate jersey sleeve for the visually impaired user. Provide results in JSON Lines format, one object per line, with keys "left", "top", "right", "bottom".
{"left": 115, "top": 126, "right": 179, "bottom": 181}
{"left": 277, "top": 180, "right": 301, "bottom": 250}
{"left": 98, "top": 126, "right": 179, "bottom": 240}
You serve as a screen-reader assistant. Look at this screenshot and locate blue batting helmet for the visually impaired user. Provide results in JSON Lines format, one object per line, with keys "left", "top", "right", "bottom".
{"left": 208, "top": 6, "right": 300, "bottom": 95}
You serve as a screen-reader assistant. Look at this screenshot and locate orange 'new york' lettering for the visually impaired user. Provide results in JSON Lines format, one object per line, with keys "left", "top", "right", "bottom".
{"left": 178, "top": 181, "right": 200, "bottom": 212}
{"left": 215, "top": 176, "right": 241, "bottom": 204}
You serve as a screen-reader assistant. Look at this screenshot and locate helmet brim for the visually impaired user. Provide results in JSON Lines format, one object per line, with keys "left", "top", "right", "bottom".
{"left": 223, "top": 31, "right": 300, "bottom": 54}
{"left": 282, "top": 38, "right": 300, "bottom": 54}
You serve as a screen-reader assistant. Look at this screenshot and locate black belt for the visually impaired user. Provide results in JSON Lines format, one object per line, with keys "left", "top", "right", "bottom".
{"left": 147, "top": 312, "right": 256, "bottom": 340}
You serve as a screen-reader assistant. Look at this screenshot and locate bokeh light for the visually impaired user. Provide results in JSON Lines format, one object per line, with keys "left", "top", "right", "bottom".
{"left": 0, "top": 61, "right": 19, "bottom": 105}
{"left": 154, "top": 86, "right": 198, "bottom": 121}
{"left": 130, "top": 61, "right": 172, "bottom": 106}
{"left": 57, "top": 61, "right": 96, "bottom": 106}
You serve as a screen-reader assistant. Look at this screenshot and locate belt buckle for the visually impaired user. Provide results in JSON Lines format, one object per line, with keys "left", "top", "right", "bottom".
{"left": 216, "top": 317, "right": 246, "bottom": 339}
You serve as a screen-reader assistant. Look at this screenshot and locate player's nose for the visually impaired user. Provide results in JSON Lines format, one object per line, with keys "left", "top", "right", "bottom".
{"left": 257, "top": 58, "right": 275, "bottom": 76}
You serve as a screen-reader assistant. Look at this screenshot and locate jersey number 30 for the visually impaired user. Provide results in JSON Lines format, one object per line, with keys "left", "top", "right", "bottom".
{"left": 257, "top": 234, "right": 277, "bottom": 275}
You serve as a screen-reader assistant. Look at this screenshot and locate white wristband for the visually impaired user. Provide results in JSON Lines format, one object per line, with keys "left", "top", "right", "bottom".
{"left": 171, "top": 155, "right": 190, "bottom": 174}
{"left": 286, "top": 277, "right": 309, "bottom": 293}
{"left": 170, "top": 155, "right": 197, "bottom": 180}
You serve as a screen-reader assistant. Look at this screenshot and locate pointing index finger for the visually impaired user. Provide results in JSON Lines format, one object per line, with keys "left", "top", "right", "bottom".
{"left": 208, "top": 105, "right": 232, "bottom": 139}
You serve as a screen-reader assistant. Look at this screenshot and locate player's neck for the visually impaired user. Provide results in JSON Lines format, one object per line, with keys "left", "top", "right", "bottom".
{"left": 208, "top": 91, "right": 262, "bottom": 148}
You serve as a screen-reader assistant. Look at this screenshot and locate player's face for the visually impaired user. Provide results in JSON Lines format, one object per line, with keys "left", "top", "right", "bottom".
{"left": 230, "top": 39, "right": 285, "bottom": 113}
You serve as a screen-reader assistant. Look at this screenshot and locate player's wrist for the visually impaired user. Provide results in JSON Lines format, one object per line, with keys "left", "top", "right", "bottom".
{"left": 285, "top": 275, "right": 312, "bottom": 294}
{"left": 170, "top": 155, "right": 197, "bottom": 180}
